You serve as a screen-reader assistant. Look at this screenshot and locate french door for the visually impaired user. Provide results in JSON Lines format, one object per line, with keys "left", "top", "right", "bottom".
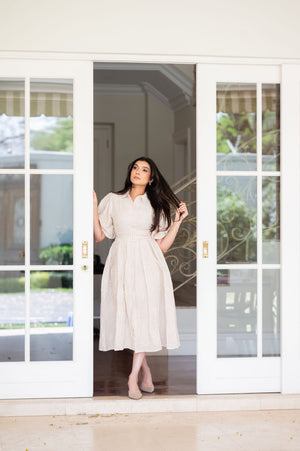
{"left": 197, "top": 64, "right": 282, "bottom": 393}
{"left": 0, "top": 60, "right": 93, "bottom": 398}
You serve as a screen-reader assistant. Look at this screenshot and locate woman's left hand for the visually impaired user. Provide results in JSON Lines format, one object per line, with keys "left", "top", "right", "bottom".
{"left": 175, "top": 202, "right": 188, "bottom": 222}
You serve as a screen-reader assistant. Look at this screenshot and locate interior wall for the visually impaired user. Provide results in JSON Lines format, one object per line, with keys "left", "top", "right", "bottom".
{"left": 147, "top": 94, "right": 174, "bottom": 183}
{"left": 174, "top": 105, "right": 197, "bottom": 171}
{"left": 94, "top": 92, "right": 174, "bottom": 191}
{"left": 2, "top": 1, "right": 300, "bottom": 59}
{"left": 94, "top": 93, "right": 145, "bottom": 190}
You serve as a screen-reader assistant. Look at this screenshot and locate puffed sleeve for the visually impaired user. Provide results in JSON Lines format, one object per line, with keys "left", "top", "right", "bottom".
{"left": 98, "top": 193, "right": 115, "bottom": 239}
{"left": 151, "top": 212, "right": 172, "bottom": 240}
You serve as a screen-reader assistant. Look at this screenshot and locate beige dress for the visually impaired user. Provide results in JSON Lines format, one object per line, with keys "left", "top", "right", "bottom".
{"left": 98, "top": 190, "right": 180, "bottom": 353}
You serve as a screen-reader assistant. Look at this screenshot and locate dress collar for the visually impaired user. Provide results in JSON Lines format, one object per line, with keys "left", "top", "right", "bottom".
{"left": 124, "top": 189, "right": 148, "bottom": 201}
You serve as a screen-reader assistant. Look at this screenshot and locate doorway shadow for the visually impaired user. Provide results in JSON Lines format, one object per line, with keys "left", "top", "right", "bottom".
{"left": 93, "top": 332, "right": 196, "bottom": 396}
{"left": 93, "top": 62, "right": 197, "bottom": 397}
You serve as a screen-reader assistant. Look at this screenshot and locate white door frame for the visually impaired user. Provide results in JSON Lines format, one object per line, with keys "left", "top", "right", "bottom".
{"left": 1, "top": 53, "right": 300, "bottom": 398}
{"left": 281, "top": 65, "right": 300, "bottom": 393}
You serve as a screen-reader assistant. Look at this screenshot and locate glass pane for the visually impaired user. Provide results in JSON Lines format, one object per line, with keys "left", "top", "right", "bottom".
{"left": 30, "top": 175, "right": 73, "bottom": 265}
{"left": 262, "top": 176, "right": 280, "bottom": 263}
{"left": 0, "top": 271, "right": 25, "bottom": 362}
{"left": 0, "top": 79, "right": 25, "bottom": 169}
{"left": 0, "top": 175, "right": 25, "bottom": 265}
{"left": 262, "top": 84, "right": 280, "bottom": 171}
{"left": 30, "top": 79, "right": 73, "bottom": 169}
{"left": 217, "top": 83, "right": 257, "bottom": 171}
{"left": 217, "top": 176, "right": 257, "bottom": 264}
{"left": 263, "top": 269, "right": 280, "bottom": 357}
{"left": 30, "top": 271, "right": 73, "bottom": 361}
{"left": 217, "top": 269, "right": 257, "bottom": 358}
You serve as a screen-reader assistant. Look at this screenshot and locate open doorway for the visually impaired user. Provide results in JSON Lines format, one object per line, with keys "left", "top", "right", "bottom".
{"left": 93, "top": 62, "right": 196, "bottom": 396}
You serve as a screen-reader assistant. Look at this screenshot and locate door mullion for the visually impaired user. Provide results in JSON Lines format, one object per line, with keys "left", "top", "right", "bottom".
{"left": 24, "top": 76, "right": 30, "bottom": 363}
{"left": 257, "top": 82, "right": 263, "bottom": 359}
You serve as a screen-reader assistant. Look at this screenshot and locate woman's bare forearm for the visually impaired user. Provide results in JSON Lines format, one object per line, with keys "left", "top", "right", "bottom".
{"left": 155, "top": 201, "right": 188, "bottom": 253}
{"left": 94, "top": 203, "right": 106, "bottom": 242}
{"left": 156, "top": 219, "right": 182, "bottom": 253}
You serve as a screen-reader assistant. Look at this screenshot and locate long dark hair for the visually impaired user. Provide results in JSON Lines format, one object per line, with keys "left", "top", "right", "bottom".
{"left": 116, "top": 156, "right": 181, "bottom": 233}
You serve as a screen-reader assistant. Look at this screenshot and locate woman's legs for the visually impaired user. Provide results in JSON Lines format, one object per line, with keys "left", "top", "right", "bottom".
{"left": 128, "top": 352, "right": 154, "bottom": 393}
{"left": 140, "top": 355, "right": 153, "bottom": 386}
{"left": 128, "top": 351, "right": 145, "bottom": 393}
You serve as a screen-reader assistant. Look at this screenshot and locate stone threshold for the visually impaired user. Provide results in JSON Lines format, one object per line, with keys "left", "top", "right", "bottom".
{"left": 1, "top": 393, "right": 300, "bottom": 417}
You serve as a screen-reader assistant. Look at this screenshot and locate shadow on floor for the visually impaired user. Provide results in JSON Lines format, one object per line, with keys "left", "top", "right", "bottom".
{"left": 93, "top": 333, "right": 196, "bottom": 396}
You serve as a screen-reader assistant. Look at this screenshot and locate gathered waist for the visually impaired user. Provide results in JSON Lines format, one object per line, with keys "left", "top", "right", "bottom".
{"left": 115, "top": 232, "right": 152, "bottom": 241}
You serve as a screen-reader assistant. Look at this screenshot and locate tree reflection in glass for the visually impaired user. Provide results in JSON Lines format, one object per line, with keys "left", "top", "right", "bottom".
{"left": 217, "top": 176, "right": 257, "bottom": 264}
{"left": 217, "top": 83, "right": 257, "bottom": 171}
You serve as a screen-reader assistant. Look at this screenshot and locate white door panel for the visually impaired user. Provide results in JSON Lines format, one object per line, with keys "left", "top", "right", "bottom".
{"left": 0, "top": 60, "right": 93, "bottom": 398}
{"left": 197, "top": 64, "right": 281, "bottom": 394}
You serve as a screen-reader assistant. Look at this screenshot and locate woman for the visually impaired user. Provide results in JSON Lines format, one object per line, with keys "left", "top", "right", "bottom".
{"left": 93, "top": 157, "right": 188, "bottom": 400}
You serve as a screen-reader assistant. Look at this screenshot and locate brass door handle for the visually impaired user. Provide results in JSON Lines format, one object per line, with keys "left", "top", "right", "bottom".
{"left": 82, "top": 241, "right": 88, "bottom": 258}
{"left": 203, "top": 241, "right": 208, "bottom": 258}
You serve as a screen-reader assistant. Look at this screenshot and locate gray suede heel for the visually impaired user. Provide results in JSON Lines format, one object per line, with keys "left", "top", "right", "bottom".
{"left": 140, "top": 384, "right": 154, "bottom": 393}
{"left": 128, "top": 390, "right": 142, "bottom": 400}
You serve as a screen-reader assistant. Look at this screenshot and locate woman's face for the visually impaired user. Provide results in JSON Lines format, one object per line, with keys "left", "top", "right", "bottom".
{"left": 130, "top": 160, "right": 152, "bottom": 187}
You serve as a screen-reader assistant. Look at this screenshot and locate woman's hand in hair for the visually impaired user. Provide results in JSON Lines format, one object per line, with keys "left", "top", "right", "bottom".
{"left": 156, "top": 202, "right": 188, "bottom": 253}
{"left": 174, "top": 202, "right": 188, "bottom": 223}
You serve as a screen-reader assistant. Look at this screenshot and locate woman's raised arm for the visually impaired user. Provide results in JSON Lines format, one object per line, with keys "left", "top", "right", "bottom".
{"left": 156, "top": 201, "right": 188, "bottom": 253}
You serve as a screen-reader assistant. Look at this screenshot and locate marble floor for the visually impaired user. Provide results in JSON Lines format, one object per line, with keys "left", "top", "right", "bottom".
{"left": 1, "top": 409, "right": 300, "bottom": 450}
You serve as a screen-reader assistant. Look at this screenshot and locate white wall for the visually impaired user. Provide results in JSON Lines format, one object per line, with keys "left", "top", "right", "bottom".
{"left": 94, "top": 92, "right": 174, "bottom": 189}
{"left": 94, "top": 93, "right": 145, "bottom": 189}
{"left": 147, "top": 94, "right": 174, "bottom": 183}
{"left": 175, "top": 105, "right": 196, "bottom": 171}
{"left": 1, "top": 1, "right": 300, "bottom": 59}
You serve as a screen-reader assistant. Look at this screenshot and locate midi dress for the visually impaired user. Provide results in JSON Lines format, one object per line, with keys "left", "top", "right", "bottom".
{"left": 98, "top": 190, "right": 180, "bottom": 353}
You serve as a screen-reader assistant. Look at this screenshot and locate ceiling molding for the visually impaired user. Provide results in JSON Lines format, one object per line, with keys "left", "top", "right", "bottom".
{"left": 94, "top": 63, "right": 194, "bottom": 111}
{"left": 94, "top": 62, "right": 193, "bottom": 93}
{"left": 140, "top": 81, "right": 171, "bottom": 110}
{"left": 169, "top": 92, "right": 191, "bottom": 111}
{"left": 94, "top": 83, "right": 143, "bottom": 95}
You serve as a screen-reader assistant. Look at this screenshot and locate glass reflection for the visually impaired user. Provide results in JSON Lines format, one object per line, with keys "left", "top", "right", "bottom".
{"left": 263, "top": 269, "right": 280, "bottom": 356}
{"left": 30, "top": 175, "right": 73, "bottom": 265}
{"left": 30, "top": 271, "right": 73, "bottom": 361}
{"left": 0, "top": 79, "right": 25, "bottom": 169}
{"left": 30, "top": 79, "right": 73, "bottom": 169}
{"left": 217, "top": 269, "right": 257, "bottom": 358}
{"left": 0, "top": 271, "right": 25, "bottom": 362}
{"left": 262, "top": 84, "right": 280, "bottom": 171}
{"left": 0, "top": 175, "right": 25, "bottom": 265}
{"left": 262, "top": 176, "right": 280, "bottom": 263}
{"left": 217, "top": 176, "right": 257, "bottom": 264}
{"left": 217, "top": 83, "right": 257, "bottom": 171}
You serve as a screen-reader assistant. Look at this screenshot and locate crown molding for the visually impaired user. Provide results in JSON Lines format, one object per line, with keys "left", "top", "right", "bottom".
{"left": 94, "top": 63, "right": 193, "bottom": 111}
{"left": 94, "top": 62, "right": 193, "bottom": 94}
{"left": 94, "top": 83, "right": 143, "bottom": 95}
{"left": 94, "top": 80, "right": 191, "bottom": 111}
{"left": 140, "top": 81, "right": 171, "bottom": 110}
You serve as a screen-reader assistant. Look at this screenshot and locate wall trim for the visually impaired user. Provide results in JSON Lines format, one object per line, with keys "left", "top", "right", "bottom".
{"left": 1, "top": 51, "right": 300, "bottom": 65}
